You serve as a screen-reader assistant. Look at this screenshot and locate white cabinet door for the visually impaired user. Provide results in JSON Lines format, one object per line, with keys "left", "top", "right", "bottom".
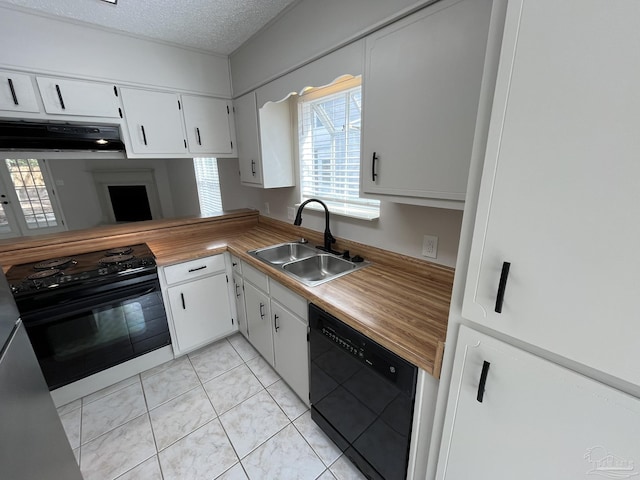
{"left": 462, "top": 0, "right": 640, "bottom": 385}
{"left": 361, "top": 0, "right": 492, "bottom": 208}
{"left": 167, "top": 273, "right": 234, "bottom": 354}
{"left": 244, "top": 281, "right": 274, "bottom": 364}
{"left": 0, "top": 71, "right": 38, "bottom": 113}
{"left": 437, "top": 326, "right": 640, "bottom": 480}
{"left": 235, "top": 92, "right": 263, "bottom": 185}
{"left": 182, "top": 95, "right": 234, "bottom": 155}
{"left": 257, "top": 100, "right": 295, "bottom": 188}
{"left": 120, "top": 88, "right": 186, "bottom": 154}
{"left": 36, "top": 77, "right": 120, "bottom": 117}
{"left": 272, "top": 300, "right": 309, "bottom": 403}
{"left": 233, "top": 273, "right": 248, "bottom": 338}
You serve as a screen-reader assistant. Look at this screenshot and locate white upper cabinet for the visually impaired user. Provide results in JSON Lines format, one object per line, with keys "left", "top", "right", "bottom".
{"left": 361, "top": 0, "right": 493, "bottom": 209}
{"left": 462, "top": 0, "right": 640, "bottom": 385}
{"left": 235, "top": 92, "right": 263, "bottom": 185}
{"left": 235, "top": 91, "right": 295, "bottom": 189}
{"left": 0, "top": 71, "right": 39, "bottom": 113}
{"left": 36, "top": 76, "right": 120, "bottom": 118}
{"left": 181, "top": 95, "right": 235, "bottom": 156}
{"left": 120, "top": 88, "right": 186, "bottom": 155}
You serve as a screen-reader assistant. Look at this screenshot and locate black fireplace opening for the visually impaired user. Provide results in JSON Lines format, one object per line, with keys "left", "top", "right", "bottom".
{"left": 108, "top": 185, "right": 152, "bottom": 222}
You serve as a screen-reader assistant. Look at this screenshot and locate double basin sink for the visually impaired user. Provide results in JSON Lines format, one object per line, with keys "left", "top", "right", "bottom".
{"left": 248, "top": 242, "right": 370, "bottom": 287}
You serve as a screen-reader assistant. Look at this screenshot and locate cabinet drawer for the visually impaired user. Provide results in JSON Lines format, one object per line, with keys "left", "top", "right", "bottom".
{"left": 270, "top": 279, "right": 307, "bottom": 320}
{"left": 230, "top": 255, "right": 242, "bottom": 275}
{"left": 164, "top": 255, "right": 225, "bottom": 285}
{"left": 242, "top": 261, "right": 269, "bottom": 292}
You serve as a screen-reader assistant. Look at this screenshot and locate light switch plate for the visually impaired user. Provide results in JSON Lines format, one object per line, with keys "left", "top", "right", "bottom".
{"left": 422, "top": 235, "right": 438, "bottom": 258}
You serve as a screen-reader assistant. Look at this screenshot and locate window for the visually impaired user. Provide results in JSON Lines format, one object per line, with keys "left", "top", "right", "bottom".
{"left": 298, "top": 77, "right": 380, "bottom": 220}
{"left": 0, "top": 158, "right": 65, "bottom": 238}
{"left": 193, "top": 157, "right": 223, "bottom": 215}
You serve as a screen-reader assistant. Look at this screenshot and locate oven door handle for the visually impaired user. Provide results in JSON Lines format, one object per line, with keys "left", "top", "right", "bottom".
{"left": 21, "top": 280, "right": 161, "bottom": 327}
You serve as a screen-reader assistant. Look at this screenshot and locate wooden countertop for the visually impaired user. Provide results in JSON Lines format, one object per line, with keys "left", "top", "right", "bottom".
{"left": 0, "top": 210, "right": 454, "bottom": 378}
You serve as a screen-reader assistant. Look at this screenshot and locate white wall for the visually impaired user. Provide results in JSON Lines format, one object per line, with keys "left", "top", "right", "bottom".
{"left": 0, "top": 5, "right": 231, "bottom": 96}
{"left": 165, "top": 160, "right": 201, "bottom": 217}
{"left": 47, "top": 158, "right": 189, "bottom": 230}
{"left": 230, "top": 0, "right": 435, "bottom": 95}
{"left": 217, "top": 158, "right": 262, "bottom": 212}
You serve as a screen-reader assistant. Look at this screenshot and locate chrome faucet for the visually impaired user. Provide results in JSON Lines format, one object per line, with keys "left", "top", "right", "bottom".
{"left": 293, "top": 199, "right": 338, "bottom": 254}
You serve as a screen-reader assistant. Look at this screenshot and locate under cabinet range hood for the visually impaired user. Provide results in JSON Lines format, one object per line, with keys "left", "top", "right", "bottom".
{"left": 0, "top": 120, "right": 125, "bottom": 152}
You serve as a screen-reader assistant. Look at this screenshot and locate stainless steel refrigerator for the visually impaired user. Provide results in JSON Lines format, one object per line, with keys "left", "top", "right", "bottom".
{"left": 0, "top": 269, "right": 83, "bottom": 480}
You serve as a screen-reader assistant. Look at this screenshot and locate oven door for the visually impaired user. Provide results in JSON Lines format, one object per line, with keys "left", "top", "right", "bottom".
{"left": 21, "top": 274, "right": 170, "bottom": 390}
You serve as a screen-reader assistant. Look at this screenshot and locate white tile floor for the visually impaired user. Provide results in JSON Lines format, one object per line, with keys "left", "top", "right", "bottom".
{"left": 57, "top": 333, "right": 367, "bottom": 480}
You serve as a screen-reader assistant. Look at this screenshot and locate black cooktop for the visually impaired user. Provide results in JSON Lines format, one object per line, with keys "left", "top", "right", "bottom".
{"left": 6, "top": 243, "right": 156, "bottom": 297}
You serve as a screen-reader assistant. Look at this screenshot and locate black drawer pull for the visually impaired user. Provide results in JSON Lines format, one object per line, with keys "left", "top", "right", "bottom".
{"left": 251, "top": 159, "right": 256, "bottom": 176}
{"left": 274, "top": 314, "right": 280, "bottom": 332}
{"left": 8, "top": 78, "right": 18, "bottom": 105}
{"left": 494, "top": 261, "right": 511, "bottom": 313}
{"left": 372, "top": 151, "right": 378, "bottom": 181}
{"left": 235, "top": 284, "right": 241, "bottom": 298}
{"left": 55, "top": 84, "right": 66, "bottom": 110}
{"left": 141, "top": 125, "right": 147, "bottom": 145}
{"left": 259, "top": 302, "right": 265, "bottom": 319}
{"left": 477, "top": 360, "right": 490, "bottom": 402}
{"left": 180, "top": 292, "right": 186, "bottom": 310}
{"left": 196, "top": 127, "right": 202, "bottom": 145}
{"left": 188, "top": 265, "right": 207, "bottom": 273}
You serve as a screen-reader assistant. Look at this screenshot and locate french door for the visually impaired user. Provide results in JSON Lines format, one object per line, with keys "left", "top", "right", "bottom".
{"left": 0, "top": 158, "right": 66, "bottom": 238}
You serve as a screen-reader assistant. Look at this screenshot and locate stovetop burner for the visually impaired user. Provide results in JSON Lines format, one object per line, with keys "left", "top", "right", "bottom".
{"left": 98, "top": 254, "right": 134, "bottom": 265}
{"left": 27, "top": 269, "right": 62, "bottom": 280}
{"left": 6, "top": 243, "right": 157, "bottom": 296}
{"left": 105, "top": 247, "right": 133, "bottom": 256}
{"left": 33, "top": 258, "right": 74, "bottom": 270}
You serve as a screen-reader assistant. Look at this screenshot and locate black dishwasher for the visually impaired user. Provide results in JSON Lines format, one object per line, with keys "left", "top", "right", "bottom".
{"left": 309, "top": 303, "right": 417, "bottom": 480}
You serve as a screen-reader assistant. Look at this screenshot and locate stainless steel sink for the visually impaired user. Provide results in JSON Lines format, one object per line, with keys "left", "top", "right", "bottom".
{"left": 252, "top": 242, "right": 318, "bottom": 265}
{"left": 283, "top": 254, "right": 356, "bottom": 285}
{"left": 247, "top": 241, "right": 370, "bottom": 286}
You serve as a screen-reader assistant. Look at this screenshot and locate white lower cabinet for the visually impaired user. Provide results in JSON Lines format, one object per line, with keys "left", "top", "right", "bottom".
{"left": 244, "top": 280, "right": 273, "bottom": 364}
{"left": 436, "top": 325, "right": 640, "bottom": 479}
{"left": 271, "top": 299, "right": 309, "bottom": 403}
{"left": 238, "top": 260, "right": 310, "bottom": 403}
{"left": 232, "top": 273, "right": 248, "bottom": 338}
{"left": 162, "top": 254, "right": 236, "bottom": 355}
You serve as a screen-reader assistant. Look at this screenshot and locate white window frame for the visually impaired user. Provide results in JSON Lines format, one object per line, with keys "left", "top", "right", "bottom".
{"left": 297, "top": 76, "right": 380, "bottom": 221}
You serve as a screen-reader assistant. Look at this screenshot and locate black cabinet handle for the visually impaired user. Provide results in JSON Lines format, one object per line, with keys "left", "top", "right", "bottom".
{"left": 188, "top": 265, "right": 207, "bottom": 273}
{"left": 196, "top": 127, "right": 202, "bottom": 146}
{"left": 55, "top": 84, "right": 66, "bottom": 110}
{"left": 8, "top": 78, "right": 18, "bottom": 105}
{"left": 477, "top": 360, "right": 490, "bottom": 402}
{"left": 180, "top": 292, "right": 186, "bottom": 310}
{"left": 274, "top": 314, "right": 280, "bottom": 332}
{"left": 372, "top": 152, "right": 378, "bottom": 181}
{"left": 235, "top": 284, "right": 241, "bottom": 298}
{"left": 141, "top": 125, "right": 147, "bottom": 146}
{"left": 259, "top": 302, "right": 265, "bottom": 319}
{"left": 251, "top": 159, "right": 256, "bottom": 176}
{"left": 232, "top": 262, "right": 237, "bottom": 267}
{"left": 494, "top": 261, "right": 511, "bottom": 313}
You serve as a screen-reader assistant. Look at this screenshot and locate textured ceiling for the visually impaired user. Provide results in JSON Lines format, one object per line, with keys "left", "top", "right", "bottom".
{"left": 0, "top": 0, "right": 298, "bottom": 55}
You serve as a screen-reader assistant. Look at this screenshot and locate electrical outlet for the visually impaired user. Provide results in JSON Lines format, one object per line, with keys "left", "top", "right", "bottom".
{"left": 287, "top": 207, "right": 296, "bottom": 220}
{"left": 422, "top": 235, "right": 438, "bottom": 258}
{"left": 264, "top": 202, "right": 270, "bottom": 214}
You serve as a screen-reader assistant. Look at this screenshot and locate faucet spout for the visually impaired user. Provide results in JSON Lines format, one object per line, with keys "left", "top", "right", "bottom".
{"left": 293, "top": 199, "right": 337, "bottom": 254}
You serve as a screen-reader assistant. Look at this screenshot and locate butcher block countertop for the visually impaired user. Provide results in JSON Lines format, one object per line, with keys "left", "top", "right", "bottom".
{"left": 0, "top": 210, "right": 454, "bottom": 378}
